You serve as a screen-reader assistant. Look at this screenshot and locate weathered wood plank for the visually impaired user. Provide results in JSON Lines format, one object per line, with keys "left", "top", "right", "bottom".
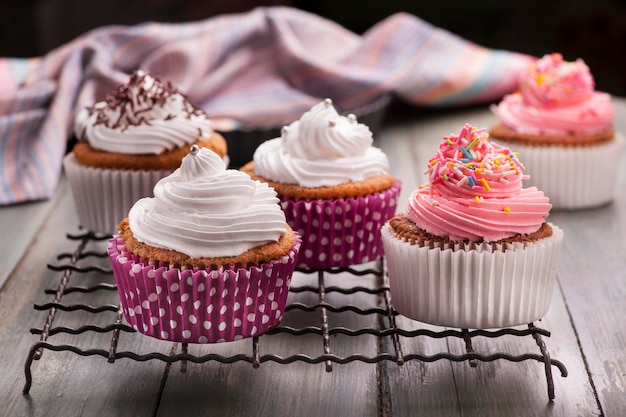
{"left": 448, "top": 289, "right": 600, "bottom": 416}
{"left": 380, "top": 318, "right": 462, "bottom": 416}
{"left": 549, "top": 203, "right": 626, "bottom": 417}
{"left": 0, "top": 183, "right": 168, "bottom": 417}
{"left": 544, "top": 97, "right": 626, "bottom": 416}
{"left": 0, "top": 175, "right": 67, "bottom": 290}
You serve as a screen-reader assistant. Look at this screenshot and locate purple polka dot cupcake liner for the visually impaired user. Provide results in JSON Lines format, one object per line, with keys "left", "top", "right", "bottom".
{"left": 107, "top": 234, "right": 301, "bottom": 343}
{"left": 281, "top": 180, "right": 401, "bottom": 269}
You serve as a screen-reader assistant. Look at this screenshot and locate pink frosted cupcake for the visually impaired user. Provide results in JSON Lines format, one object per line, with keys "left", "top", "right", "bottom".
{"left": 489, "top": 53, "right": 624, "bottom": 209}
{"left": 382, "top": 124, "right": 564, "bottom": 329}
{"left": 241, "top": 99, "right": 401, "bottom": 269}
{"left": 64, "top": 70, "right": 227, "bottom": 234}
{"left": 108, "top": 146, "right": 300, "bottom": 343}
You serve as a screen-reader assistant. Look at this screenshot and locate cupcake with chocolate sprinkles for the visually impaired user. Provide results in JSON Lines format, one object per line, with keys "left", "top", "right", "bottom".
{"left": 382, "top": 123, "right": 564, "bottom": 329}
{"left": 64, "top": 70, "right": 228, "bottom": 233}
{"left": 241, "top": 98, "right": 401, "bottom": 269}
{"left": 108, "top": 145, "right": 300, "bottom": 343}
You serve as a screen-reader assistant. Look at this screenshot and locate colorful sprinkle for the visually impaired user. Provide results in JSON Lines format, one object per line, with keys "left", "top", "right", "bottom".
{"left": 456, "top": 176, "right": 468, "bottom": 187}
{"left": 480, "top": 178, "right": 491, "bottom": 191}
{"left": 503, "top": 207, "right": 511, "bottom": 213}
{"left": 536, "top": 73, "right": 546, "bottom": 86}
{"left": 467, "top": 136, "right": 480, "bottom": 150}
{"left": 427, "top": 123, "right": 526, "bottom": 194}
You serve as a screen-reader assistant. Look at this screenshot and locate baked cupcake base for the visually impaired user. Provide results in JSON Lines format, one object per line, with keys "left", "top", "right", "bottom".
{"left": 63, "top": 153, "right": 172, "bottom": 234}
{"left": 72, "top": 133, "right": 227, "bottom": 170}
{"left": 107, "top": 233, "right": 301, "bottom": 343}
{"left": 381, "top": 222, "right": 564, "bottom": 329}
{"left": 491, "top": 133, "right": 625, "bottom": 210}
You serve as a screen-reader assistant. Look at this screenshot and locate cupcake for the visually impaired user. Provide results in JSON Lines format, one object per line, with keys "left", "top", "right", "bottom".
{"left": 240, "top": 98, "right": 401, "bottom": 269}
{"left": 107, "top": 145, "right": 300, "bottom": 343}
{"left": 489, "top": 53, "right": 624, "bottom": 209}
{"left": 64, "top": 70, "right": 228, "bottom": 234}
{"left": 382, "top": 123, "right": 564, "bottom": 329}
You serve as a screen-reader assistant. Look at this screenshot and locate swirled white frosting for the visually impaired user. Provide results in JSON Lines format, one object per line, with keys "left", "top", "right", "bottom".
{"left": 74, "top": 70, "right": 213, "bottom": 154}
{"left": 252, "top": 99, "right": 390, "bottom": 187}
{"left": 128, "top": 147, "right": 287, "bottom": 258}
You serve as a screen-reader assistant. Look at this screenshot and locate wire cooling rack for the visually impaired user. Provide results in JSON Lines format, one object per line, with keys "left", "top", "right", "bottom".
{"left": 23, "top": 230, "right": 568, "bottom": 400}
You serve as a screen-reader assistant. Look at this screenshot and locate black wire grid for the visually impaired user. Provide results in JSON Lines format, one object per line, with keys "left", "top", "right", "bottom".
{"left": 23, "top": 230, "right": 568, "bottom": 400}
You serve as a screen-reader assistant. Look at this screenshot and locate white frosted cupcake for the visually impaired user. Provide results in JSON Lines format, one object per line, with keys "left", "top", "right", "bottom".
{"left": 382, "top": 124, "right": 564, "bottom": 329}
{"left": 241, "top": 99, "right": 401, "bottom": 269}
{"left": 64, "top": 70, "right": 227, "bottom": 233}
{"left": 108, "top": 146, "right": 300, "bottom": 343}
{"left": 489, "top": 53, "right": 624, "bottom": 209}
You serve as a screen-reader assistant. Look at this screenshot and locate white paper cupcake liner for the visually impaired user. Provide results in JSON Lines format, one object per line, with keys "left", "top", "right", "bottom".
{"left": 63, "top": 153, "right": 173, "bottom": 234}
{"left": 492, "top": 133, "right": 625, "bottom": 210}
{"left": 382, "top": 223, "right": 564, "bottom": 329}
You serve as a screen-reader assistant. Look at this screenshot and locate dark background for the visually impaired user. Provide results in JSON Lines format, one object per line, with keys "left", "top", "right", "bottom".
{"left": 1, "top": 0, "right": 625, "bottom": 96}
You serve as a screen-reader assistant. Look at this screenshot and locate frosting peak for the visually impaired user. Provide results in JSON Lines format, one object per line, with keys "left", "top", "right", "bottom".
{"left": 427, "top": 124, "right": 526, "bottom": 199}
{"left": 520, "top": 53, "right": 594, "bottom": 108}
{"left": 179, "top": 144, "right": 225, "bottom": 180}
{"left": 282, "top": 98, "right": 373, "bottom": 159}
{"left": 407, "top": 124, "right": 551, "bottom": 242}
{"left": 253, "top": 99, "right": 390, "bottom": 187}
{"left": 74, "top": 70, "right": 213, "bottom": 154}
{"left": 129, "top": 147, "right": 287, "bottom": 259}
{"left": 492, "top": 53, "right": 614, "bottom": 135}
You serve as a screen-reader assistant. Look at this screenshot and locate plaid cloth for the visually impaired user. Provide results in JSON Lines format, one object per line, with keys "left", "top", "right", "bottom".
{"left": 0, "top": 6, "right": 534, "bottom": 205}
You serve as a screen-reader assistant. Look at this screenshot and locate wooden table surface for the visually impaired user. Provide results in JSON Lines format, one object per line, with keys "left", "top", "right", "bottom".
{"left": 1, "top": 99, "right": 625, "bottom": 417}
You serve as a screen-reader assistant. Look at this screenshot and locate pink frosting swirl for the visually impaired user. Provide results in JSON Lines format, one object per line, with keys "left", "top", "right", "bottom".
{"left": 406, "top": 124, "right": 551, "bottom": 242}
{"left": 521, "top": 53, "right": 594, "bottom": 108}
{"left": 492, "top": 53, "right": 614, "bottom": 135}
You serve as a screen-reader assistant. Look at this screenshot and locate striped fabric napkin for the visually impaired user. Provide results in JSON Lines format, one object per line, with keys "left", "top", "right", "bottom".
{"left": 0, "top": 6, "right": 534, "bottom": 205}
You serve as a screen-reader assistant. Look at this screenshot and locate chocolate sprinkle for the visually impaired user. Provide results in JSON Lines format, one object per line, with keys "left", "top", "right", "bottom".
{"left": 89, "top": 70, "right": 207, "bottom": 131}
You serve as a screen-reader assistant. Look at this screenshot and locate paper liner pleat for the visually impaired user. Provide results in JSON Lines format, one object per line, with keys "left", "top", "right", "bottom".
{"left": 63, "top": 153, "right": 173, "bottom": 234}
{"left": 492, "top": 133, "right": 625, "bottom": 210}
{"left": 107, "top": 234, "right": 301, "bottom": 343}
{"left": 382, "top": 223, "right": 564, "bottom": 329}
{"left": 281, "top": 180, "right": 401, "bottom": 269}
